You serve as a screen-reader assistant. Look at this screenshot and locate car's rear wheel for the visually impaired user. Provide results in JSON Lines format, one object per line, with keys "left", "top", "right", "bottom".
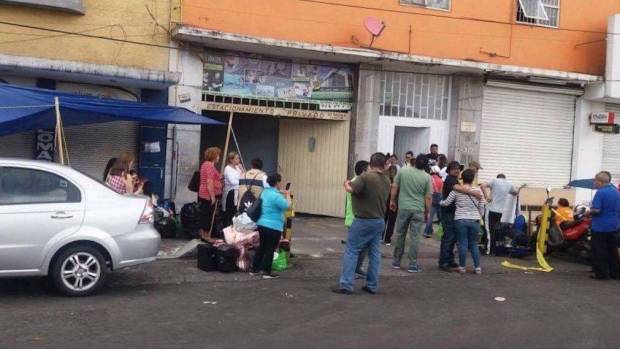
{"left": 51, "top": 245, "right": 108, "bottom": 297}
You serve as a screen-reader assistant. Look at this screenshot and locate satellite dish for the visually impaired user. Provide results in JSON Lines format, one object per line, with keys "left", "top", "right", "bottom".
{"left": 363, "top": 17, "right": 386, "bottom": 48}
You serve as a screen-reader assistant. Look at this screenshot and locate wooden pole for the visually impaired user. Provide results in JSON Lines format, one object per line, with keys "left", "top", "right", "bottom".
{"left": 220, "top": 111, "right": 234, "bottom": 174}
{"left": 207, "top": 111, "right": 234, "bottom": 240}
{"left": 54, "top": 96, "right": 65, "bottom": 165}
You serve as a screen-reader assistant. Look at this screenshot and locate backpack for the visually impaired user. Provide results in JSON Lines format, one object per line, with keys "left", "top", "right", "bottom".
{"left": 180, "top": 202, "right": 201, "bottom": 239}
{"left": 245, "top": 195, "right": 263, "bottom": 223}
{"left": 238, "top": 173, "right": 262, "bottom": 213}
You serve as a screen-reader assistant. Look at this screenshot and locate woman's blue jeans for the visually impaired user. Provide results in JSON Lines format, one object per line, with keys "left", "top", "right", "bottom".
{"left": 455, "top": 219, "right": 481, "bottom": 269}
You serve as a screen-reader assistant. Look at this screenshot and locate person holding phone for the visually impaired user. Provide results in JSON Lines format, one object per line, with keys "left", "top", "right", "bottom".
{"left": 250, "top": 173, "right": 292, "bottom": 279}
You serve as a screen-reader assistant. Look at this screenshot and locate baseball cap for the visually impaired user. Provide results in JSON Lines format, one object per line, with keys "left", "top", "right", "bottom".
{"left": 469, "top": 160, "right": 483, "bottom": 170}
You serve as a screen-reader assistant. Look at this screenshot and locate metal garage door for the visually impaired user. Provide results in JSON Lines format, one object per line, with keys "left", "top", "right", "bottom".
{"left": 603, "top": 104, "right": 620, "bottom": 180}
{"left": 64, "top": 121, "right": 139, "bottom": 180}
{"left": 479, "top": 85, "right": 576, "bottom": 188}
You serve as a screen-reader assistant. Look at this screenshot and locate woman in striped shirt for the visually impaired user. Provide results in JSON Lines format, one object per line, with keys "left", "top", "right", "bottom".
{"left": 440, "top": 169, "right": 485, "bottom": 274}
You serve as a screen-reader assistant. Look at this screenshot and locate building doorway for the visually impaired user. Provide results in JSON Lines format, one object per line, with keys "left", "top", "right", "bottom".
{"left": 393, "top": 126, "right": 430, "bottom": 160}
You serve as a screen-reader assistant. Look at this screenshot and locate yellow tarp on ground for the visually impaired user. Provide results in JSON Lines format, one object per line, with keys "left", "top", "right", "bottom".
{"left": 502, "top": 203, "right": 554, "bottom": 273}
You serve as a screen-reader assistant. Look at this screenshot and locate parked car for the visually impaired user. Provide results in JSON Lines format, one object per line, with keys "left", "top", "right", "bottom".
{"left": 0, "top": 158, "right": 160, "bottom": 296}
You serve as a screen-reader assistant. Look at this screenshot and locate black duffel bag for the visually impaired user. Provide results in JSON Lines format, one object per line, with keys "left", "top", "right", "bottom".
{"left": 180, "top": 202, "right": 201, "bottom": 239}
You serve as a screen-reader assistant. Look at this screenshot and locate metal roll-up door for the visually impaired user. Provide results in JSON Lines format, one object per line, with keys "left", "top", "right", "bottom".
{"left": 479, "top": 86, "right": 576, "bottom": 188}
{"left": 0, "top": 132, "right": 34, "bottom": 158}
{"left": 603, "top": 104, "right": 620, "bottom": 180}
{"left": 64, "top": 121, "right": 139, "bottom": 180}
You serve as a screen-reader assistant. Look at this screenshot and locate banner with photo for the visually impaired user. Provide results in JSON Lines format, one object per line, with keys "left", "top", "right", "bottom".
{"left": 203, "top": 51, "right": 354, "bottom": 103}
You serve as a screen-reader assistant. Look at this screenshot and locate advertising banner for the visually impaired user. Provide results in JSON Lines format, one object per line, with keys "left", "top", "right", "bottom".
{"left": 203, "top": 51, "right": 354, "bottom": 104}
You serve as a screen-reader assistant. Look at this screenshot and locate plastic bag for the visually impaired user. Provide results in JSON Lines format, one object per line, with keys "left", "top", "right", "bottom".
{"left": 272, "top": 248, "right": 289, "bottom": 271}
{"left": 233, "top": 213, "right": 258, "bottom": 233}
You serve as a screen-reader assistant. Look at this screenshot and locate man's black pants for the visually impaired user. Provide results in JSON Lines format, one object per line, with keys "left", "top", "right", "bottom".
{"left": 591, "top": 231, "right": 620, "bottom": 280}
{"left": 487, "top": 211, "right": 503, "bottom": 255}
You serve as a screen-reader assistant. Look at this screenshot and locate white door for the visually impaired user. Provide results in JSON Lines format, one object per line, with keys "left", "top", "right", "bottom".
{"left": 393, "top": 126, "right": 430, "bottom": 159}
{"left": 0, "top": 166, "right": 84, "bottom": 274}
{"left": 479, "top": 86, "right": 576, "bottom": 188}
{"left": 603, "top": 104, "right": 620, "bottom": 181}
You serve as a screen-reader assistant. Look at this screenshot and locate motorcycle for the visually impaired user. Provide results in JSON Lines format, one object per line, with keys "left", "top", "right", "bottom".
{"left": 532, "top": 187, "right": 592, "bottom": 262}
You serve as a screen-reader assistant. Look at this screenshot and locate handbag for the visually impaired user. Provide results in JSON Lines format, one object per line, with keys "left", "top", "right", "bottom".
{"left": 245, "top": 194, "right": 262, "bottom": 222}
{"left": 188, "top": 171, "right": 200, "bottom": 192}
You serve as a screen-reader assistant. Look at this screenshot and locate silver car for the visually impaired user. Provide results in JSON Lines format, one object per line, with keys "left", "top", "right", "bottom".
{"left": 0, "top": 158, "right": 160, "bottom": 296}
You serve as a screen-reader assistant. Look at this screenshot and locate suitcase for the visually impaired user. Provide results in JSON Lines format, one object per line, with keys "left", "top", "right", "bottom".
{"left": 197, "top": 243, "right": 218, "bottom": 272}
{"left": 215, "top": 244, "right": 238, "bottom": 273}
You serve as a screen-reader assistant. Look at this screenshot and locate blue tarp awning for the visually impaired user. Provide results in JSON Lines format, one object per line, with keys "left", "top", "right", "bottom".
{"left": 0, "top": 83, "right": 221, "bottom": 136}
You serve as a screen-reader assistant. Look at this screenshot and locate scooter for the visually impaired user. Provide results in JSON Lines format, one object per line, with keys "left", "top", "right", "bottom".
{"left": 532, "top": 188, "right": 592, "bottom": 262}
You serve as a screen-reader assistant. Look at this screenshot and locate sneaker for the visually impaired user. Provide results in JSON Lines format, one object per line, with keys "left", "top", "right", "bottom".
{"left": 474, "top": 267, "right": 482, "bottom": 275}
{"left": 361, "top": 286, "right": 377, "bottom": 295}
{"left": 448, "top": 262, "right": 459, "bottom": 268}
{"left": 385, "top": 242, "right": 392, "bottom": 246}
{"left": 249, "top": 270, "right": 261, "bottom": 276}
{"left": 332, "top": 287, "right": 354, "bottom": 295}
{"left": 391, "top": 262, "right": 401, "bottom": 270}
{"left": 407, "top": 265, "right": 423, "bottom": 273}
{"left": 423, "top": 233, "right": 432, "bottom": 238}
{"left": 262, "top": 273, "right": 280, "bottom": 279}
{"left": 355, "top": 271, "right": 367, "bottom": 279}
{"left": 457, "top": 267, "right": 467, "bottom": 274}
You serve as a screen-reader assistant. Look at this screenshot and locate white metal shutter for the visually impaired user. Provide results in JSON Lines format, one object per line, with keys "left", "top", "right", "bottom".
{"left": 479, "top": 86, "right": 575, "bottom": 188}
{"left": 64, "top": 121, "right": 139, "bottom": 180}
{"left": 0, "top": 132, "right": 34, "bottom": 158}
{"left": 603, "top": 104, "right": 620, "bottom": 180}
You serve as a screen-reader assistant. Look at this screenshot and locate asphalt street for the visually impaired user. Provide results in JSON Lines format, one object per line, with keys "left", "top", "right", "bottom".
{"left": 1, "top": 218, "right": 619, "bottom": 348}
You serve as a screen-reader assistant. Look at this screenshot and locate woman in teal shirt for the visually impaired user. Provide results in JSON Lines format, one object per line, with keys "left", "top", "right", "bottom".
{"left": 251, "top": 173, "right": 292, "bottom": 279}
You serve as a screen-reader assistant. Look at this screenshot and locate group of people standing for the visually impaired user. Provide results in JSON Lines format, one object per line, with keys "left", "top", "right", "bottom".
{"left": 336, "top": 144, "right": 497, "bottom": 295}
{"left": 196, "top": 147, "right": 292, "bottom": 279}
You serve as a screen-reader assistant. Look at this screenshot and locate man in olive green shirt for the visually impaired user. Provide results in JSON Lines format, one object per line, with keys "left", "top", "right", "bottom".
{"left": 390, "top": 153, "right": 432, "bottom": 273}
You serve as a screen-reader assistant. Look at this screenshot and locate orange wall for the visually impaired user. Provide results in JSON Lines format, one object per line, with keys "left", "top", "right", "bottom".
{"left": 181, "top": 0, "right": 620, "bottom": 75}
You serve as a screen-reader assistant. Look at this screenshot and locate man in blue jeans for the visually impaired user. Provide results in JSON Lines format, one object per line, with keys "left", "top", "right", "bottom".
{"left": 587, "top": 171, "right": 620, "bottom": 280}
{"left": 334, "top": 153, "right": 391, "bottom": 295}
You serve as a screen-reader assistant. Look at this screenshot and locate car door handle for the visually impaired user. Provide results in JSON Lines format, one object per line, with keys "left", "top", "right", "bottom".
{"left": 51, "top": 212, "right": 73, "bottom": 219}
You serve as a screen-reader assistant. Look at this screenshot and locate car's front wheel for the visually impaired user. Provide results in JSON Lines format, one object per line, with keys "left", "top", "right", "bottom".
{"left": 51, "top": 245, "right": 108, "bottom": 297}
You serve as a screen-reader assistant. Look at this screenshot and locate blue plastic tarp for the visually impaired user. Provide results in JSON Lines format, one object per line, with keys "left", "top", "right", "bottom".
{"left": 0, "top": 83, "right": 221, "bottom": 136}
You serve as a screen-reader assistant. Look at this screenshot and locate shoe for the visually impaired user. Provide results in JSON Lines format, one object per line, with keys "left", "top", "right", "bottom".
{"left": 439, "top": 265, "right": 452, "bottom": 273}
{"left": 589, "top": 275, "right": 609, "bottom": 281}
{"left": 423, "top": 233, "right": 432, "bottom": 238}
{"left": 385, "top": 242, "right": 392, "bottom": 246}
{"left": 457, "top": 267, "right": 467, "bottom": 274}
{"left": 448, "top": 262, "right": 459, "bottom": 268}
{"left": 332, "top": 287, "right": 354, "bottom": 295}
{"left": 262, "top": 273, "right": 280, "bottom": 279}
{"left": 361, "top": 286, "right": 377, "bottom": 295}
{"left": 249, "top": 270, "right": 261, "bottom": 276}
{"left": 474, "top": 267, "right": 482, "bottom": 275}
{"left": 391, "top": 263, "right": 401, "bottom": 270}
{"left": 355, "top": 271, "right": 367, "bottom": 279}
{"left": 407, "top": 265, "right": 423, "bottom": 273}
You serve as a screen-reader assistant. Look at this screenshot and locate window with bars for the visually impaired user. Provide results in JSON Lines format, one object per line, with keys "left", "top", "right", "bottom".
{"left": 379, "top": 72, "right": 450, "bottom": 120}
{"left": 400, "top": 0, "right": 450, "bottom": 11}
{"left": 516, "top": 0, "right": 560, "bottom": 28}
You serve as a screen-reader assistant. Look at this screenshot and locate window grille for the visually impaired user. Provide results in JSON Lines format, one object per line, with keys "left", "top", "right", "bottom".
{"left": 379, "top": 72, "right": 450, "bottom": 120}
{"left": 400, "top": 0, "right": 450, "bottom": 11}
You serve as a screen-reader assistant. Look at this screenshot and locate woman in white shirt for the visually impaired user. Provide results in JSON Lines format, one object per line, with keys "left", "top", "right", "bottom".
{"left": 222, "top": 152, "right": 244, "bottom": 227}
